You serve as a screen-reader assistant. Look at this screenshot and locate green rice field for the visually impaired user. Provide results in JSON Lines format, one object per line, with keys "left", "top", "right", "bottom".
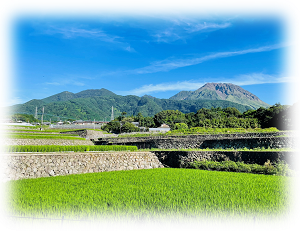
{"left": 5, "top": 145, "right": 138, "bottom": 152}
{"left": 7, "top": 134, "right": 86, "bottom": 140}
{"left": 6, "top": 168, "right": 290, "bottom": 220}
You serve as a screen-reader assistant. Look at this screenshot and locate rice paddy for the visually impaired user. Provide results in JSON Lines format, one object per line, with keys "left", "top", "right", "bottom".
{"left": 5, "top": 145, "right": 138, "bottom": 152}
{"left": 6, "top": 168, "right": 290, "bottom": 220}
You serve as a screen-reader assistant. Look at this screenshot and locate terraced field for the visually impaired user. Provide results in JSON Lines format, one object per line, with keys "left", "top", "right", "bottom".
{"left": 6, "top": 168, "right": 290, "bottom": 219}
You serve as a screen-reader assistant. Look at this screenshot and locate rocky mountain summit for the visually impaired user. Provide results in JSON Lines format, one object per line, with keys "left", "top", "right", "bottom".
{"left": 170, "top": 83, "right": 270, "bottom": 109}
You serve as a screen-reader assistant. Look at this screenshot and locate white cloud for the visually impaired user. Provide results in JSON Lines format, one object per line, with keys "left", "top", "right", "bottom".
{"left": 124, "top": 81, "right": 206, "bottom": 95}
{"left": 45, "top": 80, "right": 85, "bottom": 87}
{"left": 124, "top": 46, "right": 136, "bottom": 52}
{"left": 38, "top": 25, "right": 134, "bottom": 52}
{"left": 151, "top": 20, "right": 231, "bottom": 43}
{"left": 44, "top": 26, "right": 120, "bottom": 42}
{"left": 124, "top": 73, "right": 293, "bottom": 96}
{"left": 186, "top": 22, "right": 231, "bottom": 33}
{"left": 45, "top": 82, "right": 61, "bottom": 85}
{"left": 232, "top": 73, "right": 294, "bottom": 86}
{"left": 125, "top": 44, "right": 286, "bottom": 75}
{"left": 4, "top": 97, "right": 26, "bottom": 107}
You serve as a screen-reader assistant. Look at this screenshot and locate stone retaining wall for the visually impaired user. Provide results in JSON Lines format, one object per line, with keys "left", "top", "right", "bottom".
{"left": 3, "top": 152, "right": 164, "bottom": 181}
{"left": 96, "top": 133, "right": 295, "bottom": 150}
{"left": 60, "top": 129, "right": 109, "bottom": 139}
{"left": 153, "top": 150, "right": 295, "bottom": 168}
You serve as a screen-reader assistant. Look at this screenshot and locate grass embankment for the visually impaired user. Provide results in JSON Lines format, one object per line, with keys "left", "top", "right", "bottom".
{"left": 5, "top": 145, "right": 138, "bottom": 152}
{"left": 7, "top": 168, "right": 289, "bottom": 219}
{"left": 116, "top": 127, "right": 281, "bottom": 138}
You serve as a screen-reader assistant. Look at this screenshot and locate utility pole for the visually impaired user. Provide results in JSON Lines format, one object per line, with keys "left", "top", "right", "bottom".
{"left": 94, "top": 118, "right": 95, "bottom": 130}
{"left": 40, "top": 107, "right": 44, "bottom": 130}
{"left": 34, "top": 107, "right": 38, "bottom": 119}
{"left": 111, "top": 106, "right": 114, "bottom": 121}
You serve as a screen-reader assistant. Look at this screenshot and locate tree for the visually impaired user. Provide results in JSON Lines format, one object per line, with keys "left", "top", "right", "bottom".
{"left": 223, "top": 107, "right": 242, "bottom": 118}
{"left": 153, "top": 110, "right": 186, "bottom": 129}
{"left": 102, "top": 121, "right": 120, "bottom": 133}
{"left": 185, "top": 112, "right": 196, "bottom": 128}
{"left": 173, "top": 123, "right": 188, "bottom": 130}
{"left": 11, "top": 114, "right": 39, "bottom": 123}
{"left": 121, "top": 122, "right": 140, "bottom": 133}
{"left": 122, "top": 117, "right": 134, "bottom": 123}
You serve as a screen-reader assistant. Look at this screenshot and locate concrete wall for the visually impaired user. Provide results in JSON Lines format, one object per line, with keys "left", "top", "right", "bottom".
{"left": 3, "top": 152, "right": 164, "bottom": 181}
{"left": 153, "top": 150, "right": 295, "bottom": 169}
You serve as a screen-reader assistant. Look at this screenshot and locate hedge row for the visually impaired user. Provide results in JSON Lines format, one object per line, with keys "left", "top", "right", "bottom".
{"left": 5, "top": 145, "right": 138, "bottom": 152}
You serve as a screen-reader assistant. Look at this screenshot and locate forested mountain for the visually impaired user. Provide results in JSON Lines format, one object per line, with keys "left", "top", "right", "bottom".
{"left": 9, "top": 90, "right": 254, "bottom": 121}
{"left": 170, "top": 83, "right": 270, "bottom": 109}
{"left": 42, "top": 88, "right": 116, "bottom": 103}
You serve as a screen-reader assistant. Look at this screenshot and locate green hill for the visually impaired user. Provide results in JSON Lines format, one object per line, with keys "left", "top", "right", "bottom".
{"left": 9, "top": 91, "right": 254, "bottom": 121}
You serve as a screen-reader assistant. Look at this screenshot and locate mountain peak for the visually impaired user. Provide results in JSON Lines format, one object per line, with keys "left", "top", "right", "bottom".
{"left": 170, "top": 82, "right": 269, "bottom": 109}
{"left": 142, "top": 94, "right": 157, "bottom": 99}
{"left": 75, "top": 89, "right": 116, "bottom": 98}
{"left": 41, "top": 88, "right": 117, "bottom": 103}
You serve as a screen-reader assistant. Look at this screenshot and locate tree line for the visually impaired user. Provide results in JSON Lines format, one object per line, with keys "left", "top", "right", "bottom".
{"left": 102, "top": 103, "right": 294, "bottom": 133}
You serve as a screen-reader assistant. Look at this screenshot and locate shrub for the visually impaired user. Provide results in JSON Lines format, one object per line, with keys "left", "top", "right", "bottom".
{"left": 275, "top": 160, "right": 292, "bottom": 176}
{"left": 187, "top": 160, "right": 292, "bottom": 176}
{"left": 173, "top": 123, "right": 188, "bottom": 130}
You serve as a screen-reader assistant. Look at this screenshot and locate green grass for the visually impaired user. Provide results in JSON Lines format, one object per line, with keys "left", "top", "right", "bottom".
{"left": 166, "top": 127, "right": 280, "bottom": 135}
{"left": 7, "top": 134, "right": 86, "bottom": 140}
{"left": 115, "top": 127, "right": 281, "bottom": 138}
{"left": 141, "top": 147, "right": 294, "bottom": 152}
{"left": 5, "top": 145, "right": 138, "bottom": 152}
{"left": 6, "top": 168, "right": 290, "bottom": 219}
{"left": 7, "top": 132, "right": 80, "bottom": 136}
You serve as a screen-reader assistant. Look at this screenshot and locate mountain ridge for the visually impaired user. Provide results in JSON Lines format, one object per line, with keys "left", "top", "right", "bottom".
{"left": 170, "top": 83, "right": 270, "bottom": 109}
{"left": 42, "top": 88, "right": 116, "bottom": 103}
{"left": 9, "top": 83, "right": 270, "bottom": 121}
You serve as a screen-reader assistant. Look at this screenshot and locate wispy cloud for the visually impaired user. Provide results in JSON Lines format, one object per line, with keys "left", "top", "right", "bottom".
{"left": 232, "top": 73, "right": 294, "bottom": 86}
{"left": 37, "top": 25, "right": 135, "bottom": 52}
{"left": 123, "top": 44, "right": 286, "bottom": 75}
{"left": 153, "top": 29, "right": 183, "bottom": 43}
{"left": 123, "top": 73, "right": 292, "bottom": 96}
{"left": 45, "top": 27, "right": 115, "bottom": 40}
{"left": 151, "top": 20, "right": 231, "bottom": 43}
{"left": 123, "top": 81, "right": 206, "bottom": 96}
{"left": 45, "top": 78, "right": 85, "bottom": 87}
{"left": 5, "top": 97, "right": 25, "bottom": 107}
{"left": 185, "top": 22, "right": 231, "bottom": 33}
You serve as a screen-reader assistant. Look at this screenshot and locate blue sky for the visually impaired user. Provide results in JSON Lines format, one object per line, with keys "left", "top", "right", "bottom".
{"left": 11, "top": 15, "right": 293, "bottom": 106}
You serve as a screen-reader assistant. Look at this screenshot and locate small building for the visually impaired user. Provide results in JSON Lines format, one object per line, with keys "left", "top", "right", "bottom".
{"left": 160, "top": 123, "right": 170, "bottom": 128}
{"left": 131, "top": 122, "right": 139, "bottom": 127}
{"left": 149, "top": 123, "right": 171, "bottom": 132}
{"left": 73, "top": 120, "right": 84, "bottom": 125}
